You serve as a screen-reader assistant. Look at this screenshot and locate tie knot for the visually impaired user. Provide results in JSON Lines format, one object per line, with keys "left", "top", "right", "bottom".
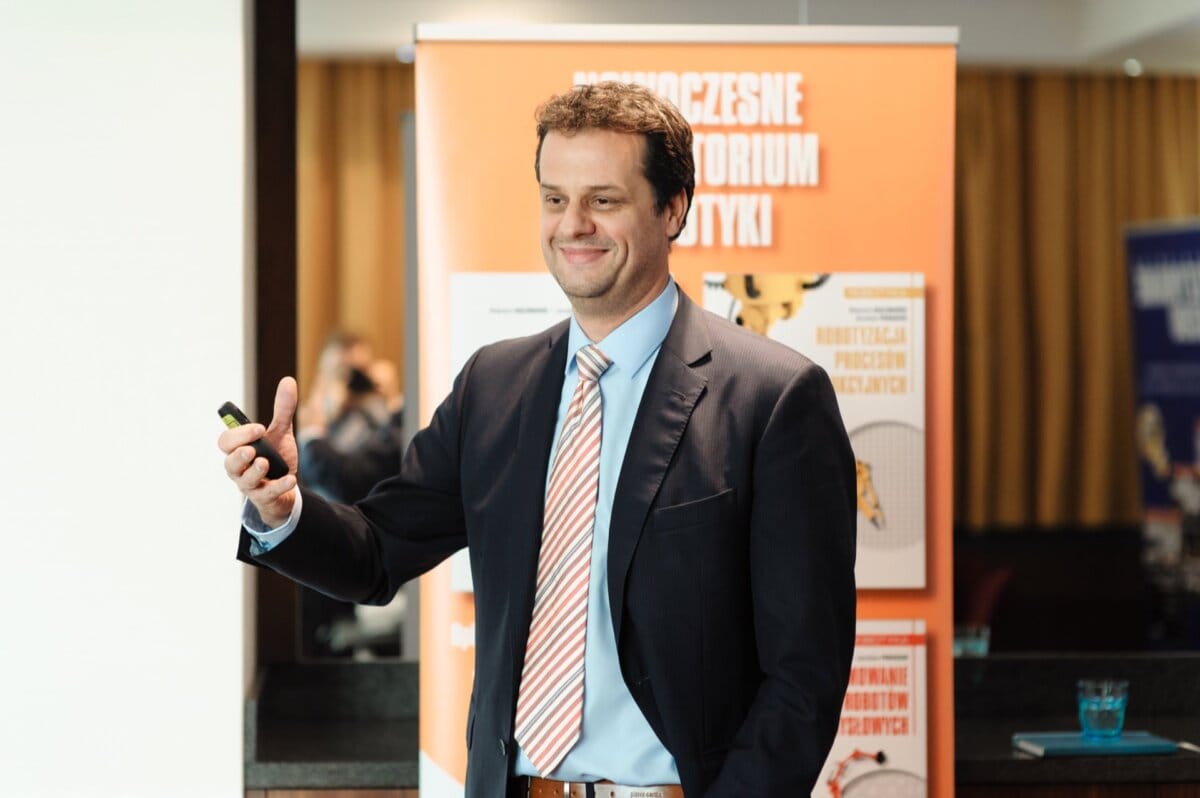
{"left": 575, "top": 344, "right": 611, "bottom": 382}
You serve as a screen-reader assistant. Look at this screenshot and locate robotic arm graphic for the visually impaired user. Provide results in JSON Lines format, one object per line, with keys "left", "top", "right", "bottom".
{"left": 717, "top": 273, "right": 831, "bottom": 336}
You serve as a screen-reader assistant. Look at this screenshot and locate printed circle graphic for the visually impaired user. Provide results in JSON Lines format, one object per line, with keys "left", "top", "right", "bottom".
{"left": 843, "top": 769, "right": 926, "bottom": 798}
{"left": 849, "top": 421, "right": 925, "bottom": 550}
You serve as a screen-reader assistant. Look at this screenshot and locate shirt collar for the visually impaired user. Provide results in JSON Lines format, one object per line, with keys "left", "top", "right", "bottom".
{"left": 565, "top": 277, "right": 678, "bottom": 380}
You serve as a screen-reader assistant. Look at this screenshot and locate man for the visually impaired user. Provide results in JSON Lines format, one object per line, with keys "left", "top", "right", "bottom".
{"left": 221, "top": 82, "right": 856, "bottom": 797}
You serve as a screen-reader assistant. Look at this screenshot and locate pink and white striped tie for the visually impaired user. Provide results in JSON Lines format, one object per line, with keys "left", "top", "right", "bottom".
{"left": 514, "top": 344, "right": 612, "bottom": 774}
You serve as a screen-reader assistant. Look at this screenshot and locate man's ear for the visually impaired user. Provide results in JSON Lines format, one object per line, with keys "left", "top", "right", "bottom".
{"left": 664, "top": 189, "right": 689, "bottom": 238}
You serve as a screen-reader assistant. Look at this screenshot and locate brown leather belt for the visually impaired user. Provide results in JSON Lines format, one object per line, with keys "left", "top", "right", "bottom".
{"left": 525, "top": 776, "right": 684, "bottom": 798}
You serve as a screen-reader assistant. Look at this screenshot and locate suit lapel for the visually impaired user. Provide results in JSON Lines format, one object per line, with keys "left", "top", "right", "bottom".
{"left": 504, "top": 321, "right": 570, "bottom": 689}
{"left": 607, "top": 292, "right": 712, "bottom": 644}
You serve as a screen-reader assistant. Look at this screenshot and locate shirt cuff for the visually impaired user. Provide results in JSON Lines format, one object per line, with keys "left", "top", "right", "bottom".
{"left": 241, "top": 489, "right": 303, "bottom": 555}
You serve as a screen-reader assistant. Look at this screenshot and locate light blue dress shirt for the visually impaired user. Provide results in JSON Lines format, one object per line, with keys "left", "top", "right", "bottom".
{"left": 244, "top": 279, "right": 680, "bottom": 784}
{"left": 513, "top": 278, "right": 679, "bottom": 784}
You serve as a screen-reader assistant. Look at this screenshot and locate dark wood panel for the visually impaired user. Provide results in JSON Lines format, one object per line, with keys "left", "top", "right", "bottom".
{"left": 252, "top": 0, "right": 299, "bottom": 664}
{"left": 1157, "top": 786, "right": 1200, "bottom": 798}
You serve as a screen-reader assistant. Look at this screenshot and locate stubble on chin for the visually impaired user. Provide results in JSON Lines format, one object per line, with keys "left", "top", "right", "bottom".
{"left": 554, "top": 270, "right": 620, "bottom": 303}
{"left": 544, "top": 245, "right": 618, "bottom": 303}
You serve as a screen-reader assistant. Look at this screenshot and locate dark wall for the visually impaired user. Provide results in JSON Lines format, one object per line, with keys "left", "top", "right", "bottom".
{"left": 955, "top": 526, "right": 1150, "bottom": 652}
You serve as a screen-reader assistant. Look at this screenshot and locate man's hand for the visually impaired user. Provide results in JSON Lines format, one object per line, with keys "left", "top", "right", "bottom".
{"left": 219, "top": 377, "right": 300, "bottom": 528}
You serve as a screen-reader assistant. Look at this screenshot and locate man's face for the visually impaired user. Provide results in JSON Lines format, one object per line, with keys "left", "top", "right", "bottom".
{"left": 538, "top": 129, "right": 682, "bottom": 326}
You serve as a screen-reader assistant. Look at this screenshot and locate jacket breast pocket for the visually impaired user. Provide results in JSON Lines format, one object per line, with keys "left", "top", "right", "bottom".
{"left": 651, "top": 487, "right": 735, "bottom": 532}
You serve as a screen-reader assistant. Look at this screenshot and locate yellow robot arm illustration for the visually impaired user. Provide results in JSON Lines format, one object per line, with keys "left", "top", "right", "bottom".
{"left": 721, "top": 273, "right": 829, "bottom": 336}
{"left": 856, "top": 458, "right": 886, "bottom": 529}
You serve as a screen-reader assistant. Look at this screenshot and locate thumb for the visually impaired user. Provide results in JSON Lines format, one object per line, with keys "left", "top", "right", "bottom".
{"left": 269, "top": 376, "right": 299, "bottom": 433}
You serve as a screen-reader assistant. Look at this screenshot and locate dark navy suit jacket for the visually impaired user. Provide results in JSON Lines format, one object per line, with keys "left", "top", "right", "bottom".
{"left": 239, "top": 291, "right": 857, "bottom": 797}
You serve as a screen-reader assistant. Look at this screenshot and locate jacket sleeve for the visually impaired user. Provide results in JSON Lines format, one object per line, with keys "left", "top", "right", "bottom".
{"left": 235, "top": 353, "right": 478, "bottom": 606}
{"left": 706, "top": 363, "right": 857, "bottom": 796}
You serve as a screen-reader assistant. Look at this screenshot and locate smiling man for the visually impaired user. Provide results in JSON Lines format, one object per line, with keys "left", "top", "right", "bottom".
{"left": 222, "top": 82, "right": 856, "bottom": 798}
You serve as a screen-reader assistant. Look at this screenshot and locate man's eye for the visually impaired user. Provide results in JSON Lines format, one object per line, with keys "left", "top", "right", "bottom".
{"left": 592, "top": 197, "right": 614, "bottom": 207}
{"left": 543, "top": 195, "right": 564, "bottom": 207}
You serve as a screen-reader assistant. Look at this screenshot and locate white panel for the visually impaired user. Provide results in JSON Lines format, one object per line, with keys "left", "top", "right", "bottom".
{"left": 0, "top": 1, "right": 247, "bottom": 795}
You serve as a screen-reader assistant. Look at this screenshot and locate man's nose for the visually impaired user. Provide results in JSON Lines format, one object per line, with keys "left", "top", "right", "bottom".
{"left": 559, "top": 201, "right": 595, "bottom": 237}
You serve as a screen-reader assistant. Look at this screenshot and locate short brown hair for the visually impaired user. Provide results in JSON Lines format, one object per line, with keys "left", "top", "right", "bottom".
{"left": 535, "top": 82, "right": 694, "bottom": 240}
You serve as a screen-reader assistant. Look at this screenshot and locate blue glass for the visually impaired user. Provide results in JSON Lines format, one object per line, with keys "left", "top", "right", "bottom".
{"left": 1077, "top": 679, "right": 1129, "bottom": 739}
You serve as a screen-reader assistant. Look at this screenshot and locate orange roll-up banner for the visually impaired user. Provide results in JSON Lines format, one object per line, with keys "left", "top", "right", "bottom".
{"left": 415, "top": 24, "right": 957, "bottom": 798}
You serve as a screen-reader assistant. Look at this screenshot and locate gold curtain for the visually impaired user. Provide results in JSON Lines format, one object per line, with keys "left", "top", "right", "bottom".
{"left": 296, "top": 59, "right": 414, "bottom": 393}
{"left": 955, "top": 70, "right": 1200, "bottom": 528}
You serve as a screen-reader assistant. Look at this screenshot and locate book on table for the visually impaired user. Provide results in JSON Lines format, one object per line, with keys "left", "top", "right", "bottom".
{"left": 1012, "top": 731, "right": 1177, "bottom": 757}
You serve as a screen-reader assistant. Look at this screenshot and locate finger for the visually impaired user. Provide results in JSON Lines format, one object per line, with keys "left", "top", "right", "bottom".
{"left": 223, "top": 445, "right": 259, "bottom": 480}
{"left": 247, "top": 473, "right": 297, "bottom": 506}
{"left": 217, "top": 424, "right": 267, "bottom": 454}
{"left": 235, "top": 456, "right": 273, "bottom": 493}
{"left": 268, "top": 376, "right": 299, "bottom": 435}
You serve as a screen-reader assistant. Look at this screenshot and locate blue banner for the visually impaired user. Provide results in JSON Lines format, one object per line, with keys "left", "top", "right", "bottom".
{"left": 1126, "top": 222, "right": 1200, "bottom": 647}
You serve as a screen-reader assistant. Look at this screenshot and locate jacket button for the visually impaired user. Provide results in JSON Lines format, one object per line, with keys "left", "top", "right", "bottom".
{"left": 499, "top": 739, "right": 506, "bottom": 756}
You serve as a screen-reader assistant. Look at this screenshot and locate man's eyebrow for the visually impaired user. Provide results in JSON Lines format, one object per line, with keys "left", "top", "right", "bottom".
{"left": 539, "top": 183, "right": 625, "bottom": 192}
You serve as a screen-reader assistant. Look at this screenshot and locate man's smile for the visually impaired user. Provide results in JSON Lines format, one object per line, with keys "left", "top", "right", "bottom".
{"left": 558, "top": 245, "right": 610, "bottom": 265}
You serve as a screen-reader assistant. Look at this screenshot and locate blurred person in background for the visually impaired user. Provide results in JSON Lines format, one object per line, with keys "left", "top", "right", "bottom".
{"left": 299, "top": 357, "right": 407, "bottom": 505}
{"left": 296, "top": 333, "right": 410, "bottom": 658}
{"left": 301, "top": 332, "right": 389, "bottom": 454}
